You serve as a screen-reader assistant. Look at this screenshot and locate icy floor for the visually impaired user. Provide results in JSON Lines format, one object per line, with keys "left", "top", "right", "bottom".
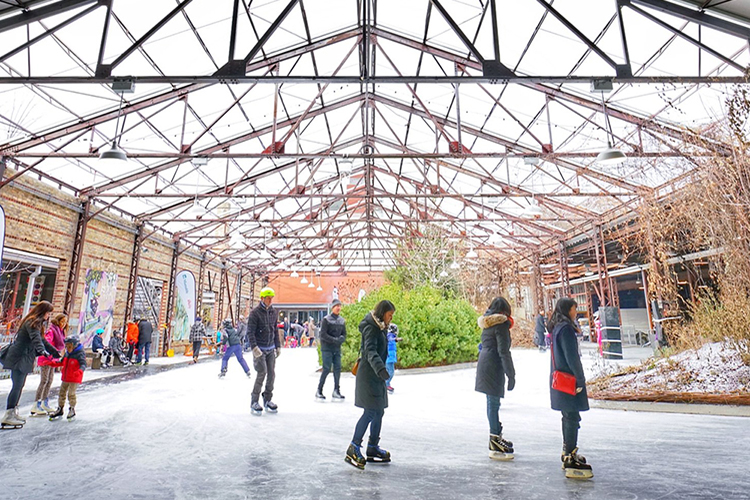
{"left": 1, "top": 348, "right": 749, "bottom": 500}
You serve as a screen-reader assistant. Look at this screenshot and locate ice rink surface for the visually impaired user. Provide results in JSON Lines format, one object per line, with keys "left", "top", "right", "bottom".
{"left": 1, "top": 347, "right": 749, "bottom": 500}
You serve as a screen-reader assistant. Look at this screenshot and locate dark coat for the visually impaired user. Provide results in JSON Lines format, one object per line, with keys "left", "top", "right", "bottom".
{"left": 92, "top": 335, "right": 104, "bottom": 352}
{"left": 247, "top": 303, "right": 279, "bottom": 350}
{"left": 534, "top": 314, "right": 547, "bottom": 346}
{"left": 221, "top": 325, "right": 242, "bottom": 346}
{"left": 550, "top": 320, "right": 589, "bottom": 412}
{"left": 137, "top": 320, "right": 153, "bottom": 344}
{"left": 354, "top": 312, "right": 390, "bottom": 410}
{"left": 0, "top": 321, "right": 58, "bottom": 374}
{"left": 319, "top": 313, "right": 346, "bottom": 351}
{"left": 475, "top": 314, "right": 515, "bottom": 398}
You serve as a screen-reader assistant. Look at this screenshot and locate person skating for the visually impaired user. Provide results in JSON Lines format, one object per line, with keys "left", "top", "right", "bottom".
{"left": 534, "top": 311, "right": 547, "bottom": 352}
{"left": 548, "top": 297, "right": 593, "bottom": 480}
{"left": 189, "top": 316, "right": 206, "bottom": 363}
{"left": 247, "top": 288, "right": 280, "bottom": 415}
{"left": 48, "top": 335, "right": 87, "bottom": 421}
{"left": 345, "top": 300, "right": 395, "bottom": 470}
{"left": 316, "top": 299, "right": 346, "bottom": 401}
{"left": 475, "top": 297, "right": 516, "bottom": 461}
{"left": 136, "top": 317, "right": 153, "bottom": 365}
{"left": 218, "top": 319, "right": 251, "bottom": 378}
{"left": 32, "top": 313, "right": 68, "bottom": 415}
{"left": 1, "top": 301, "right": 60, "bottom": 429}
{"left": 385, "top": 323, "right": 402, "bottom": 394}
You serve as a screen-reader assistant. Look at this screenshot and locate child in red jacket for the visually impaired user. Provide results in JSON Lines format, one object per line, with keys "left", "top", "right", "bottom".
{"left": 48, "top": 335, "right": 87, "bottom": 421}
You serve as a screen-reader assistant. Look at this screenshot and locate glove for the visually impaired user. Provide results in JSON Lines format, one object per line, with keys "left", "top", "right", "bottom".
{"left": 52, "top": 348, "right": 62, "bottom": 359}
{"left": 336, "top": 337, "right": 346, "bottom": 345}
{"left": 41, "top": 350, "right": 50, "bottom": 358}
{"left": 275, "top": 348, "right": 281, "bottom": 359}
{"left": 378, "top": 368, "right": 390, "bottom": 381}
{"left": 507, "top": 377, "right": 515, "bottom": 391}
{"left": 252, "top": 347, "right": 262, "bottom": 359}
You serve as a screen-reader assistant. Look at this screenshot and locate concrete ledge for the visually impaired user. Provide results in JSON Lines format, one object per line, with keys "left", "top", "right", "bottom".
{"left": 591, "top": 399, "right": 750, "bottom": 417}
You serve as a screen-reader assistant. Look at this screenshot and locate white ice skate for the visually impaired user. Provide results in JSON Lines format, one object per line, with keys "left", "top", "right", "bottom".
{"left": 30, "top": 401, "right": 48, "bottom": 416}
{"left": 1, "top": 409, "right": 24, "bottom": 429}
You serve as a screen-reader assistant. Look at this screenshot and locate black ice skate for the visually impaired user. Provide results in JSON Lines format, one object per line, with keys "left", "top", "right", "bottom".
{"left": 345, "top": 443, "right": 366, "bottom": 470}
{"left": 489, "top": 434, "right": 514, "bottom": 461}
{"left": 563, "top": 448, "right": 593, "bottom": 479}
{"left": 264, "top": 401, "right": 278, "bottom": 413}
{"left": 366, "top": 445, "right": 391, "bottom": 463}
{"left": 315, "top": 389, "right": 326, "bottom": 401}
{"left": 218, "top": 370, "right": 226, "bottom": 379}
{"left": 251, "top": 402, "right": 263, "bottom": 415}
{"left": 48, "top": 407, "right": 64, "bottom": 421}
{"left": 332, "top": 388, "right": 345, "bottom": 401}
{"left": 67, "top": 407, "right": 76, "bottom": 420}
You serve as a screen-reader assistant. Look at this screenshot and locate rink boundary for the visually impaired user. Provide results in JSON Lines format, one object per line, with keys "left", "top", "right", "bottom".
{"left": 590, "top": 399, "right": 750, "bottom": 417}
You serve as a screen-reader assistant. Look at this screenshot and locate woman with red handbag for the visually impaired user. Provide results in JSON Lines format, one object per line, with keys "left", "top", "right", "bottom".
{"left": 548, "top": 297, "right": 593, "bottom": 479}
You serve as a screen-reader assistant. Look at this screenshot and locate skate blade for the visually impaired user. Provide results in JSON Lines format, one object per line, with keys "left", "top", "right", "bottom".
{"left": 251, "top": 410, "right": 262, "bottom": 416}
{"left": 366, "top": 457, "right": 391, "bottom": 463}
{"left": 30, "top": 412, "right": 48, "bottom": 417}
{"left": 331, "top": 398, "right": 345, "bottom": 402}
{"left": 314, "top": 397, "right": 327, "bottom": 402}
{"left": 489, "top": 452, "right": 514, "bottom": 461}
{"left": 1, "top": 424, "right": 23, "bottom": 429}
{"left": 565, "top": 469, "right": 593, "bottom": 479}
{"left": 345, "top": 457, "right": 365, "bottom": 470}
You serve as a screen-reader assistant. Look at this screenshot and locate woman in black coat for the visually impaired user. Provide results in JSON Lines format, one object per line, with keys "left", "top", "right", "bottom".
{"left": 475, "top": 297, "right": 516, "bottom": 461}
{"left": 1, "top": 301, "right": 59, "bottom": 427}
{"left": 345, "top": 300, "right": 395, "bottom": 470}
{"left": 549, "top": 297, "right": 593, "bottom": 479}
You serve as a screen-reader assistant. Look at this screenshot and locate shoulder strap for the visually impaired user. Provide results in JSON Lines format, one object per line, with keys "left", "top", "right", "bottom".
{"left": 550, "top": 329, "right": 556, "bottom": 371}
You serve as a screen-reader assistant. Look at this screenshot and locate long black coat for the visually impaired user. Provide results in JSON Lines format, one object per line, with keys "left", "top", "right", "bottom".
{"left": 550, "top": 320, "right": 589, "bottom": 412}
{"left": 354, "top": 313, "right": 389, "bottom": 410}
{"left": 475, "top": 314, "right": 515, "bottom": 398}
{"left": 137, "top": 320, "right": 153, "bottom": 344}
{"left": 534, "top": 314, "right": 547, "bottom": 346}
{"left": 1, "top": 321, "right": 58, "bottom": 374}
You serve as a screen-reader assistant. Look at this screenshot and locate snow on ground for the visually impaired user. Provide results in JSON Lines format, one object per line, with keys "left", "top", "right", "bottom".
{"left": 1, "top": 347, "right": 749, "bottom": 500}
{"left": 591, "top": 342, "right": 750, "bottom": 394}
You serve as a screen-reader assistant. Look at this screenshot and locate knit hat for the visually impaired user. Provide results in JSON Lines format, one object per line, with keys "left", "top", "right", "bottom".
{"left": 331, "top": 299, "right": 342, "bottom": 308}
{"left": 64, "top": 335, "right": 80, "bottom": 345}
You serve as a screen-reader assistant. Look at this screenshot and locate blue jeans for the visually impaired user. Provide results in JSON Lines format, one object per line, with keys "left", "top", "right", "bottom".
{"left": 221, "top": 344, "right": 250, "bottom": 373}
{"left": 386, "top": 361, "right": 395, "bottom": 386}
{"left": 318, "top": 348, "right": 341, "bottom": 391}
{"left": 352, "top": 408, "right": 384, "bottom": 448}
{"left": 486, "top": 394, "right": 502, "bottom": 435}
{"left": 136, "top": 342, "right": 151, "bottom": 363}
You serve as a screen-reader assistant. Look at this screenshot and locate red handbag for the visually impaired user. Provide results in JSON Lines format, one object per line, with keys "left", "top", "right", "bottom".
{"left": 551, "top": 336, "right": 578, "bottom": 396}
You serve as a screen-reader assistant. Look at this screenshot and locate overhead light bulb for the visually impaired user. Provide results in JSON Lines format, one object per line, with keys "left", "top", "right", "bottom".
{"left": 317, "top": 284, "right": 323, "bottom": 291}
{"left": 300, "top": 274, "right": 308, "bottom": 284}
{"left": 290, "top": 270, "right": 299, "bottom": 278}
{"left": 466, "top": 248, "right": 478, "bottom": 259}
{"left": 522, "top": 199, "right": 544, "bottom": 219}
{"left": 596, "top": 145, "right": 626, "bottom": 165}
{"left": 98, "top": 142, "right": 128, "bottom": 167}
{"left": 188, "top": 199, "right": 204, "bottom": 218}
{"left": 308, "top": 280, "right": 316, "bottom": 288}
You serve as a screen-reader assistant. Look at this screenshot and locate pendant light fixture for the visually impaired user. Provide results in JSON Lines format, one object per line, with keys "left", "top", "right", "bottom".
{"left": 99, "top": 88, "right": 130, "bottom": 167}
{"left": 316, "top": 273, "right": 323, "bottom": 291}
{"left": 466, "top": 247, "right": 478, "bottom": 259}
{"left": 290, "top": 269, "right": 299, "bottom": 278}
{"left": 300, "top": 269, "right": 308, "bottom": 284}
{"left": 308, "top": 270, "right": 316, "bottom": 288}
{"left": 522, "top": 198, "right": 544, "bottom": 219}
{"left": 596, "top": 90, "right": 626, "bottom": 165}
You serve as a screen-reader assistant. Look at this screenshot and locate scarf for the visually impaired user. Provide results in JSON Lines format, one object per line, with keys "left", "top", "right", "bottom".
{"left": 370, "top": 311, "right": 386, "bottom": 331}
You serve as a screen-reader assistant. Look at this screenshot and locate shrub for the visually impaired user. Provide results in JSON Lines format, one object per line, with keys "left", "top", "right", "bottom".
{"left": 335, "top": 283, "right": 481, "bottom": 370}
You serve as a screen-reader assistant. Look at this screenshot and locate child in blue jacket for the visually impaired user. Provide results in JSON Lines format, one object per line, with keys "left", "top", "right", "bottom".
{"left": 386, "top": 324, "right": 403, "bottom": 394}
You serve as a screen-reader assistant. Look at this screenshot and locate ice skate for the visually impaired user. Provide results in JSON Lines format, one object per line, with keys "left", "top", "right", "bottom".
{"left": 563, "top": 448, "right": 593, "bottom": 479}
{"left": 67, "top": 407, "right": 76, "bottom": 420}
{"left": 14, "top": 408, "right": 26, "bottom": 423}
{"left": 332, "top": 388, "right": 345, "bottom": 401}
{"left": 246, "top": 371, "right": 253, "bottom": 379}
{"left": 345, "top": 443, "right": 366, "bottom": 470}
{"left": 48, "top": 407, "right": 64, "bottom": 421}
{"left": 560, "top": 445, "right": 587, "bottom": 469}
{"left": 366, "top": 445, "right": 391, "bottom": 463}
{"left": 41, "top": 399, "right": 54, "bottom": 413}
{"left": 264, "top": 401, "right": 278, "bottom": 413}
{"left": 218, "top": 370, "right": 226, "bottom": 379}
{"left": 489, "top": 434, "right": 514, "bottom": 461}
{"left": 315, "top": 389, "right": 326, "bottom": 401}
{"left": 251, "top": 402, "right": 263, "bottom": 415}
{"left": 386, "top": 385, "right": 394, "bottom": 394}
{"left": 1, "top": 409, "right": 24, "bottom": 429}
{"left": 30, "top": 401, "right": 47, "bottom": 416}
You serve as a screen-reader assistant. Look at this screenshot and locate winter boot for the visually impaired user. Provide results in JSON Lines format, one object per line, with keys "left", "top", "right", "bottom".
{"left": 345, "top": 443, "right": 366, "bottom": 470}
{"left": 366, "top": 445, "right": 391, "bottom": 463}
{"left": 250, "top": 402, "right": 263, "bottom": 415}
{"left": 41, "top": 399, "right": 54, "bottom": 413}
{"left": 67, "top": 407, "right": 76, "bottom": 420}
{"left": 48, "top": 407, "right": 64, "bottom": 421}
{"left": 489, "top": 434, "right": 514, "bottom": 461}
{"left": 563, "top": 448, "right": 593, "bottom": 479}
{"left": 13, "top": 407, "right": 26, "bottom": 423}
{"left": 264, "top": 400, "right": 278, "bottom": 413}
{"left": 315, "top": 389, "right": 326, "bottom": 400}
{"left": 1, "top": 408, "right": 24, "bottom": 428}
{"left": 31, "top": 401, "right": 47, "bottom": 416}
{"left": 332, "top": 388, "right": 345, "bottom": 400}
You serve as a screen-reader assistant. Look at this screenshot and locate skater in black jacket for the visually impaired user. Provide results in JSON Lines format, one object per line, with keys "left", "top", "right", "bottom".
{"left": 316, "top": 300, "right": 346, "bottom": 400}
{"left": 247, "top": 287, "right": 280, "bottom": 415}
{"left": 549, "top": 297, "right": 593, "bottom": 479}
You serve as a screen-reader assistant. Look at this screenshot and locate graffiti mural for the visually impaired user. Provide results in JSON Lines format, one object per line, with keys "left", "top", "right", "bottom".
{"left": 78, "top": 269, "right": 117, "bottom": 348}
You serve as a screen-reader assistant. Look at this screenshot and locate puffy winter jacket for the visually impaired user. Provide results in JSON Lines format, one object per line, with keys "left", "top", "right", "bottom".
{"left": 52, "top": 344, "right": 87, "bottom": 384}
{"left": 247, "top": 302, "right": 279, "bottom": 350}
{"left": 92, "top": 334, "right": 104, "bottom": 353}
{"left": 38, "top": 324, "right": 66, "bottom": 367}
{"left": 126, "top": 322, "right": 139, "bottom": 344}
{"left": 1, "top": 321, "right": 59, "bottom": 374}
{"left": 221, "top": 326, "right": 242, "bottom": 346}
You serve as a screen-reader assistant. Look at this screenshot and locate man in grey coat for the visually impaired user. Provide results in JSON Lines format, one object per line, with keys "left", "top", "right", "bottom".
{"left": 316, "top": 300, "right": 346, "bottom": 400}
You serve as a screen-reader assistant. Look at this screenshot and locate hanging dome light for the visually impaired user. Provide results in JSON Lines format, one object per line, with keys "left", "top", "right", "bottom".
{"left": 188, "top": 199, "right": 204, "bottom": 218}
{"left": 439, "top": 270, "right": 449, "bottom": 278}
{"left": 258, "top": 247, "right": 271, "bottom": 260}
{"left": 290, "top": 269, "right": 299, "bottom": 278}
{"left": 317, "top": 283, "right": 323, "bottom": 291}
{"left": 450, "top": 260, "right": 460, "bottom": 270}
{"left": 466, "top": 248, "right": 478, "bottom": 259}
{"left": 98, "top": 142, "right": 128, "bottom": 167}
{"left": 522, "top": 199, "right": 544, "bottom": 219}
{"left": 596, "top": 144, "right": 626, "bottom": 165}
{"left": 300, "top": 272, "right": 308, "bottom": 284}
{"left": 308, "top": 279, "right": 316, "bottom": 288}
{"left": 229, "top": 232, "right": 244, "bottom": 249}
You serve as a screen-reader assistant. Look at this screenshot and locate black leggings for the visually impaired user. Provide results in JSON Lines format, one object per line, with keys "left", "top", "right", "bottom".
{"left": 6, "top": 369, "right": 28, "bottom": 410}
{"left": 192, "top": 341, "right": 202, "bottom": 358}
{"left": 562, "top": 410, "right": 581, "bottom": 454}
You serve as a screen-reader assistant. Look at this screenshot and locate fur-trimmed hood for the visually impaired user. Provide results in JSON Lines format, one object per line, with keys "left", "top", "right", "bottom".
{"left": 477, "top": 313, "right": 508, "bottom": 329}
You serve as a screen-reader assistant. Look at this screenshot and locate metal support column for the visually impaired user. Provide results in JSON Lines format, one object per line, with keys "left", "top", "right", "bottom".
{"left": 63, "top": 198, "right": 90, "bottom": 316}
{"left": 558, "top": 240, "right": 570, "bottom": 297}
{"left": 163, "top": 240, "right": 179, "bottom": 356}
{"left": 531, "top": 252, "right": 544, "bottom": 316}
{"left": 123, "top": 223, "right": 143, "bottom": 332}
{"left": 249, "top": 272, "right": 256, "bottom": 310}
{"left": 196, "top": 253, "right": 206, "bottom": 316}
{"left": 235, "top": 267, "right": 243, "bottom": 320}
{"left": 217, "top": 263, "right": 226, "bottom": 324}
